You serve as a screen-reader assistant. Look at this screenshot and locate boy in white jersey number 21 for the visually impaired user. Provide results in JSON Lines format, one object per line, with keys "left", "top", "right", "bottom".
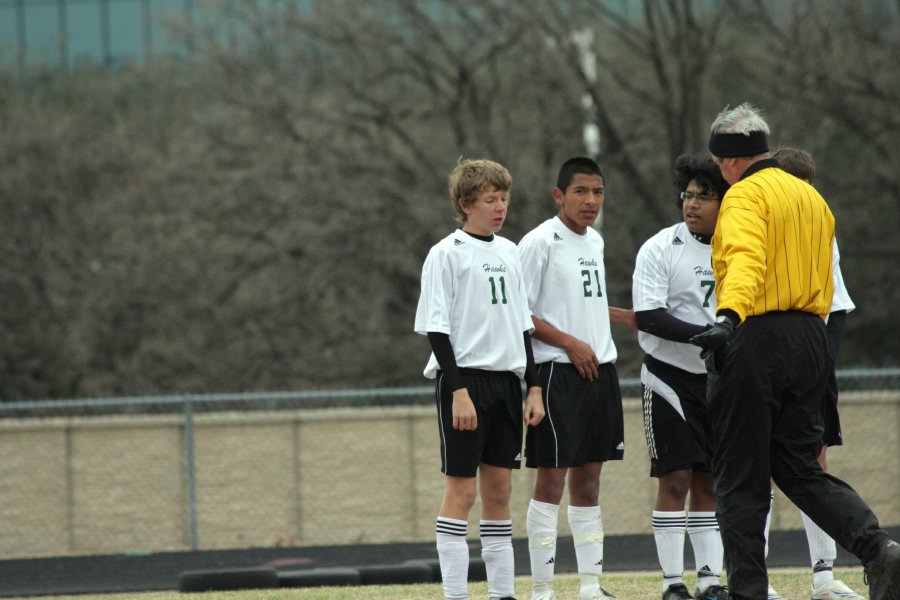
{"left": 518, "top": 157, "right": 626, "bottom": 600}
{"left": 414, "top": 159, "right": 545, "bottom": 600}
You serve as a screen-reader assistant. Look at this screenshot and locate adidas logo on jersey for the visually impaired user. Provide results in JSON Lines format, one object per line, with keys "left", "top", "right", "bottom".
{"left": 553, "top": 233, "right": 563, "bottom": 241}
{"left": 672, "top": 236, "right": 684, "bottom": 245}
{"left": 454, "top": 239, "right": 465, "bottom": 246}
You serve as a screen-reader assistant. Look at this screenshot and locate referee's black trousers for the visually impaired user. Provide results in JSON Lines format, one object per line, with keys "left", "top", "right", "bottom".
{"left": 707, "top": 311, "right": 890, "bottom": 600}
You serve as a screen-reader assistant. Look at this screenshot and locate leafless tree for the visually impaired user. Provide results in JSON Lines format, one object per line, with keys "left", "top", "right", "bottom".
{"left": 1, "top": 0, "right": 897, "bottom": 399}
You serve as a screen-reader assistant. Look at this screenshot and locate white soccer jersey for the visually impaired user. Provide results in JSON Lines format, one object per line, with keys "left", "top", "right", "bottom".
{"left": 414, "top": 229, "right": 534, "bottom": 379}
{"left": 518, "top": 217, "right": 617, "bottom": 365}
{"left": 830, "top": 239, "right": 855, "bottom": 313}
{"left": 632, "top": 222, "right": 715, "bottom": 374}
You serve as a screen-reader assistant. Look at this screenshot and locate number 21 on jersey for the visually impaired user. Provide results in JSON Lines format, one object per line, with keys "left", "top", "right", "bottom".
{"left": 581, "top": 269, "right": 603, "bottom": 298}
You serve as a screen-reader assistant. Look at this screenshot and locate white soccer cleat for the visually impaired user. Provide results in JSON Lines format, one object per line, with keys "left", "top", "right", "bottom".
{"left": 810, "top": 579, "right": 866, "bottom": 600}
{"left": 531, "top": 590, "right": 557, "bottom": 600}
{"left": 583, "top": 587, "right": 618, "bottom": 600}
{"left": 768, "top": 585, "right": 784, "bottom": 600}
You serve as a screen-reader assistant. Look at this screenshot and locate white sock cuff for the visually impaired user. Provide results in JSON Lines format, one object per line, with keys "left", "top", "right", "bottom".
{"left": 567, "top": 504, "right": 601, "bottom": 523}
{"left": 480, "top": 519, "right": 512, "bottom": 539}
{"left": 687, "top": 511, "right": 719, "bottom": 533}
{"left": 436, "top": 516, "right": 468, "bottom": 537}
{"left": 528, "top": 499, "right": 560, "bottom": 530}
{"left": 529, "top": 498, "right": 561, "bottom": 516}
{"left": 652, "top": 510, "right": 687, "bottom": 531}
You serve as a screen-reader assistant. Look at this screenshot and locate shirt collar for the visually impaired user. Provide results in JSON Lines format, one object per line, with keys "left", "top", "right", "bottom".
{"left": 739, "top": 157, "right": 780, "bottom": 181}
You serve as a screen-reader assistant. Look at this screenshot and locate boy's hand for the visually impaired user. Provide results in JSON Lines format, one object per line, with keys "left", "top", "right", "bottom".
{"left": 451, "top": 388, "right": 477, "bottom": 431}
{"left": 523, "top": 386, "right": 545, "bottom": 426}
{"left": 564, "top": 338, "right": 600, "bottom": 381}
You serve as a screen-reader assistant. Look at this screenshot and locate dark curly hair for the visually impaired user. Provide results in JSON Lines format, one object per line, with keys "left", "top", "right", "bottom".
{"left": 673, "top": 154, "right": 729, "bottom": 209}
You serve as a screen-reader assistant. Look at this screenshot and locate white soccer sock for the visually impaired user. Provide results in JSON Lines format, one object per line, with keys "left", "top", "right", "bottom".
{"left": 764, "top": 490, "right": 775, "bottom": 559}
{"left": 569, "top": 505, "right": 604, "bottom": 599}
{"left": 801, "top": 511, "right": 836, "bottom": 588}
{"left": 481, "top": 519, "right": 515, "bottom": 600}
{"left": 653, "top": 510, "right": 686, "bottom": 590}
{"left": 687, "top": 511, "right": 723, "bottom": 593}
{"left": 436, "top": 516, "right": 469, "bottom": 599}
{"left": 527, "top": 499, "right": 559, "bottom": 596}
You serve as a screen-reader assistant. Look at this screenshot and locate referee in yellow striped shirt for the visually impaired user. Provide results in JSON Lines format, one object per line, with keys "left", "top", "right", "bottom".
{"left": 690, "top": 103, "right": 899, "bottom": 600}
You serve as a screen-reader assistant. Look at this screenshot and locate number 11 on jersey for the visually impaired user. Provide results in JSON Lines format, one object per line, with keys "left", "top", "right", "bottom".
{"left": 489, "top": 276, "right": 508, "bottom": 304}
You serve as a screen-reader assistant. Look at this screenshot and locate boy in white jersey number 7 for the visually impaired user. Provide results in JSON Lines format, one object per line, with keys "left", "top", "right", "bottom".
{"left": 611, "top": 154, "right": 731, "bottom": 600}
{"left": 414, "top": 159, "right": 545, "bottom": 600}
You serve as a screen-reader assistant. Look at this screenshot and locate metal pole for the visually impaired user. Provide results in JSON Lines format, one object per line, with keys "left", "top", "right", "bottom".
{"left": 141, "top": 0, "right": 152, "bottom": 62}
{"left": 184, "top": 398, "right": 199, "bottom": 551}
{"left": 58, "top": 0, "right": 68, "bottom": 68}
{"left": 407, "top": 415, "right": 418, "bottom": 538}
{"left": 99, "top": 0, "right": 111, "bottom": 66}
{"left": 15, "top": 0, "right": 26, "bottom": 85}
{"left": 184, "top": 0, "right": 194, "bottom": 54}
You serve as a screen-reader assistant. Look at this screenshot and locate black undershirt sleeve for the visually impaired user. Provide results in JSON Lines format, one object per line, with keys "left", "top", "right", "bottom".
{"left": 523, "top": 332, "right": 540, "bottom": 389}
{"left": 427, "top": 331, "right": 542, "bottom": 392}
{"left": 826, "top": 310, "right": 848, "bottom": 361}
{"left": 427, "top": 332, "right": 464, "bottom": 392}
{"left": 634, "top": 308, "right": 711, "bottom": 343}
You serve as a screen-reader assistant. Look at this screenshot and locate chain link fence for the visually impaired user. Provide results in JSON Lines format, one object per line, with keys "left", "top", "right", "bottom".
{"left": 0, "top": 368, "right": 898, "bottom": 559}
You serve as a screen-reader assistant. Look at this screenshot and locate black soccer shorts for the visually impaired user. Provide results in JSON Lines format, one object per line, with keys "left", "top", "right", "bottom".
{"left": 641, "top": 355, "right": 712, "bottom": 477}
{"left": 435, "top": 368, "right": 523, "bottom": 477}
{"left": 525, "top": 362, "right": 624, "bottom": 468}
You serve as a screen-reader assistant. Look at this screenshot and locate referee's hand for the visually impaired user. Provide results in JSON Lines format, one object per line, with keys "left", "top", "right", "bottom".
{"left": 690, "top": 314, "right": 736, "bottom": 359}
{"left": 451, "top": 388, "right": 477, "bottom": 431}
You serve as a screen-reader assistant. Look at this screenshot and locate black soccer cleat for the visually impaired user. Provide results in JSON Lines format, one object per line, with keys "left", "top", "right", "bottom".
{"left": 663, "top": 583, "right": 695, "bottom": 600}
{"left": 865, "top": 539, "right": 900, "bottom": 600}
{"left": 695, "top": 584, "right": 730, "bottom": 600}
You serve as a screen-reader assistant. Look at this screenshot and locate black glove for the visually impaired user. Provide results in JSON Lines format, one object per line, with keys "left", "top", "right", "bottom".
{"left": 690, "top": 313, "right": 736, "bottom": 359}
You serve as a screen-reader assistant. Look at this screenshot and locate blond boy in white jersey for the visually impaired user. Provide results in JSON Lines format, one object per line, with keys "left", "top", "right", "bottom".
{"left": 415, "top": 158, "right": 544, "bottom": 600}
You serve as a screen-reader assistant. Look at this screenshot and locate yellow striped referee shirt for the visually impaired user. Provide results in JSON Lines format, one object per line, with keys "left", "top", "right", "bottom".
{"left": 712, "top": 159, "right": 835, "bottom": 323}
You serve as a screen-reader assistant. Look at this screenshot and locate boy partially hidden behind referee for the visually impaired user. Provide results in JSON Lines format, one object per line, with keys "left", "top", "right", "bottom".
{"left": 415, "top": 159, "right": 545, "bottom": 600}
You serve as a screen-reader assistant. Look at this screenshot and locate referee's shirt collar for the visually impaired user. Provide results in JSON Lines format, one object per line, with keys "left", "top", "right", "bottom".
{"left": 739, "top": 157, "right": 781, "bottom": 181}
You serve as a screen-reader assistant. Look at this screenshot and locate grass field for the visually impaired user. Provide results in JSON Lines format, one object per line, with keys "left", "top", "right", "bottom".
{"left": 7, "top": 567, "right": 868, "bottom": 599}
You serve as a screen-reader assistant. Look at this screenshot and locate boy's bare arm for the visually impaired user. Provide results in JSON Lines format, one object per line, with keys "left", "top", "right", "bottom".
{"left": 608, "top": 306, "right": 637, "bottom": 330}
{"left": 530, "top": 315, "right": 600, "bottom": 381}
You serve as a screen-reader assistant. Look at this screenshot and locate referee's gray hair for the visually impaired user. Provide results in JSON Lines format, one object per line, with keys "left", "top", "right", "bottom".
{"left": 710, "top": 102, "right": 771, "bottom": 136}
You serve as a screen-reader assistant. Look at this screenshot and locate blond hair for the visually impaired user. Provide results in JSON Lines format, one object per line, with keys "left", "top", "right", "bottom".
{"left": 448, "top": 159, "right": 512, "bottom": 223}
